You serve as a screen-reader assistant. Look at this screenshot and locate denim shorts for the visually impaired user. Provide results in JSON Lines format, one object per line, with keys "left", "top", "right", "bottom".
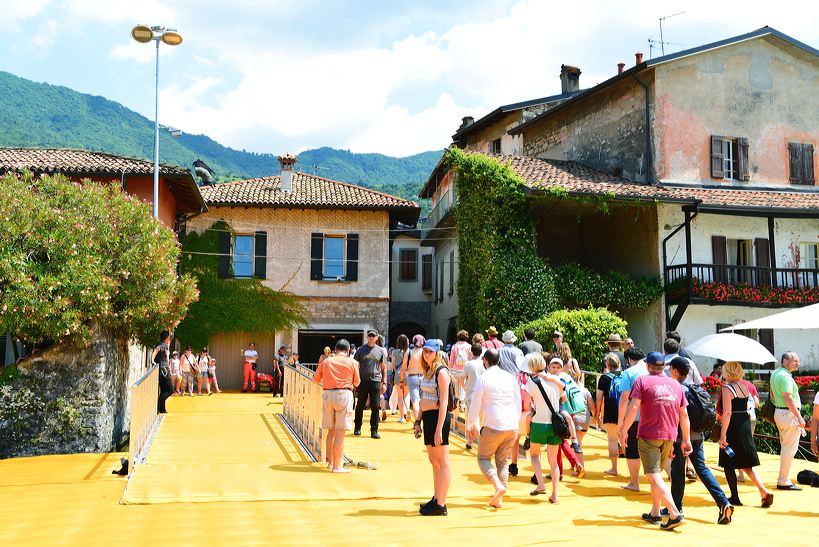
{"left": 408, "top": 374, "right": 422, "bottom": 403}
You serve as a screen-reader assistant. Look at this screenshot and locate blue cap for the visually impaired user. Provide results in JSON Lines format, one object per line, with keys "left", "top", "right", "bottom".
{"left": 646, "top": 351, "right": 664, "bottom": 366}
{"left": 423, "top": 339, "right": 442, "bottom": 352}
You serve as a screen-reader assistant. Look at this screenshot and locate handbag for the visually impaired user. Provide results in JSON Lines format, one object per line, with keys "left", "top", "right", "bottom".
{"left": 533, "top": 377, "right": 571, "bottom": 439}
{"left": 759, "top": 395, "right": 776, "bottom": 425}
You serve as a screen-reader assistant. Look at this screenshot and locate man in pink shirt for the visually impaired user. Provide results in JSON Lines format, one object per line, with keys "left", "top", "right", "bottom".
{"left": 313, "top": 339, "right": 361, "bottom": 473}
{"left": 621, "top": 351, "right": 692, "bottom": 531}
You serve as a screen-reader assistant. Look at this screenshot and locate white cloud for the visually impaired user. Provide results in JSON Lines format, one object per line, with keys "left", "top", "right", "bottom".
{"left": 0, "top": 0, "right": 50, "bottom": 28}
{"left": 31, "top": 19, "right": 59, "bottom": 49}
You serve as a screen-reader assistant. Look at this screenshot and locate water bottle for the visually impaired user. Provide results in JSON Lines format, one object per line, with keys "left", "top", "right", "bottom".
{"left": 724, "top": 445, "right": 735, "bottom": 458}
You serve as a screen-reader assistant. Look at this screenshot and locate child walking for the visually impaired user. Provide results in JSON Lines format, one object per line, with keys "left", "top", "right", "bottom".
{"left": 209, "top": 357, "right": 222, "bottom": 394}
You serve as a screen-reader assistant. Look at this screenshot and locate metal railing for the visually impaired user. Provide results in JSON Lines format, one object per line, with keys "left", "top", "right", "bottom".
{"left": 420, "top": 186, "right": 456, "bottom": 238}
{"left": 128, "top": 364, "right": 159, "bottom": 475}
{"left": 281, "top": 363, "right": 324, "bottom": 462}
{"left": 666, "top": 263, "right": 819, "bottom": 292}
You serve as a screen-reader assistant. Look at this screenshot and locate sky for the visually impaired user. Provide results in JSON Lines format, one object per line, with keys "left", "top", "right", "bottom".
{"left": 1, "top": 0, "right": 817, "bottom": 157}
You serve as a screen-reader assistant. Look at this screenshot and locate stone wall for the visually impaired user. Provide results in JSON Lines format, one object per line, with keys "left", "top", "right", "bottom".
{"left": 0, "top": 324, "right": 139, "bottom": 458}
{"left": 299, "top": 296, "right": 390, "bottom": 337}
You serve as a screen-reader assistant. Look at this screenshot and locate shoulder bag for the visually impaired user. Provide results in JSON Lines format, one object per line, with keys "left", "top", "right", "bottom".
{"left": 533, "top": 377, "right": 570, "bottom": 439}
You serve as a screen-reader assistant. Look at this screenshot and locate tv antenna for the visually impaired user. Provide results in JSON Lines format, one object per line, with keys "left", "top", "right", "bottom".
{"left": 649, "top": 10, "right": 686, "bottom": 57}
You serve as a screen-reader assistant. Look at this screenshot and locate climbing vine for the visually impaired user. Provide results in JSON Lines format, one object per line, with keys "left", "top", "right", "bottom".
{"left": 174, "top": 221, "right": 305, "bottom": 350}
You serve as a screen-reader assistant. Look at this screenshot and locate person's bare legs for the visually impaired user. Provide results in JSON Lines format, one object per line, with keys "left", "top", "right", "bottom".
{"left": 432, "top": 445, "right": 451, "bottom": 506}
{"left": 575, "top": 429, "right": 587, "bottom": 467}
{"left": 530, "top": 442, "right": 546, "bottom": 491}
{"left": 331, "top": 430, "right": 348, "bottom": 472}
{"left": 646, "top": 472, "right": 681, "bottom": 518}
{"left": 622, "top": 458, "right": 641, "bottom": 492}
{"left": 743, "top": 467, "right": 771, "bottom": 501}
{"left": 547, "top": 444, "right": 560, "bottom": 503}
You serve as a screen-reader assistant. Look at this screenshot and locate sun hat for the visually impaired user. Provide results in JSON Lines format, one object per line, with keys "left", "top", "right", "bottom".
{"left": 486, "top": 326, "right": 498, "bottom": 336}
{"left": 502, "top": 330, "right": 517, "bottom": 343}
{"left": 552, "top": 331, "right": 563, "bottom": 338}
{"left": 606, "top": 333, "right": 623, "bottom": 344}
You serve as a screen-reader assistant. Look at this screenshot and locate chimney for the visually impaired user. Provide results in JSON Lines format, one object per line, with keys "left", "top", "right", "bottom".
{"left": 278, "top": 153, "right": 297, "bottom": 192}
{"left": 617, "top": 62, "right": 625, "bottom": 75}
{"left": 459, "top": 116, "right": 474, "bottom": 131}
{"left": 559, "top": 64, "right": 581, "bottom": 94}
{"left": 635, "top": 52, "right": 644, "bottom": 65}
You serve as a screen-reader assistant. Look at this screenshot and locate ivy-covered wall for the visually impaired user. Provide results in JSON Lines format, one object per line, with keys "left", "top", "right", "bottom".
{"left": 175, "top": 220, "right": 305, "bottom": 351}
{"left": 448, "top": 148, "right": 558, "bottom": 333}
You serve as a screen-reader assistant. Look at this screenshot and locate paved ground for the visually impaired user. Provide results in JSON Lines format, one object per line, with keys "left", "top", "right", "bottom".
{"left": 1, "top": 392, "right": 817, "bottom": 546}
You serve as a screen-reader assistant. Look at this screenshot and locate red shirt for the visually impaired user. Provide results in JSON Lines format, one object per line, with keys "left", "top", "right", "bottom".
{"left": 630, "top": 374, "right": 687, "bottom": 441}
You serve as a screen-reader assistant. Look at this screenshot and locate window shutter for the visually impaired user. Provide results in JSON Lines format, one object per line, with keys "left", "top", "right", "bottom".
{"left": 218, "top": 232, "right": 231, "bottom": 279}
{"left": 737, "top": 137, "right": 750, "bottom": 181}
{"left": 804, "top": 143, "right": 815, "bottom": 184}
{"left": 346, "top": 233, "right": 359, "bottom": 281}
{"left": 712, "top": 235, "right": 727, "bottom": 283}
{"left": 448, "top": 251, "right": 455, "bottom": 295}
{"left": 310, "top": 233, "right": 323, "bottom": 280}
{"left": 711, "top": 136, "right": 724, "bottom": 179}
{"left": 254, "top": 231, "right": 267, "bottom": 279}
{"left": 788, "top": 142, "right": 803, "bottom": 183}
{"left": 422, "top": 254, "right": 432, "bottom": 291}
{"left": 758, "top": 328, "right": 774, "bottom": 356}
{"left": 754, "top": 238, "right": 771, "bottom": 286}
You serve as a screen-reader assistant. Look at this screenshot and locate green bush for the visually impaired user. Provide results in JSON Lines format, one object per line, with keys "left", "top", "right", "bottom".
{"left": 0, "top": 172, "right": 197, "bottom": 347}
{"left": 554, "top": 263, "right": 663, "bottom": 310}
{"left": 175, "top": 221, "right": 306, "bottom": 350}
{"left": 513, "top": 307, "right": 628, "bottom": 373}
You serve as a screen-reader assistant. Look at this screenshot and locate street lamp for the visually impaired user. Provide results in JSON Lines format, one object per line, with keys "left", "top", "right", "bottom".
{"left": 131, "top": 24, "right": 183, "bottom": 219}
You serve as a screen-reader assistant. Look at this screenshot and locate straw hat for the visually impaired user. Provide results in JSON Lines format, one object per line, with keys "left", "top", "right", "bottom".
{"left": 486, "top": 326, "right": 498, "bottom": 336}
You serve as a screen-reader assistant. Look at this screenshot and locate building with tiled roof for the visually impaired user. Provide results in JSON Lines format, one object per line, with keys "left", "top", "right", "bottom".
{"left": 420, "top": 27, "right": 819, "bottom": 366}
{"left": 0, "top": 147, "right": 206, "bottom": 229}
{"left": 186, "top": 154, "right": 421, "bottom": 388}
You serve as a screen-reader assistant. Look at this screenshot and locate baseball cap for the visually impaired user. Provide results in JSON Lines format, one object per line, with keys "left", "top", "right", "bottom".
{"left": 645, "top": 351, "right": 664, "bottom": 366}
{"left": 367, "top": 329, "right": 379, "bottom": 337}
{"left": 422, "top": 339, "right": 442, "bottom": 353}
{"left": 549, "top": 357, "right": 564, "bottom": 367}
{"left": 552, "top": 331, "right": 563, "bottom": 338}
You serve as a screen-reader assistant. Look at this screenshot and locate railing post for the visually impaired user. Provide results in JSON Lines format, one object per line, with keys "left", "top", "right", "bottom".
{"left": 684, "top": 210, "right": 693, "bottom": 298}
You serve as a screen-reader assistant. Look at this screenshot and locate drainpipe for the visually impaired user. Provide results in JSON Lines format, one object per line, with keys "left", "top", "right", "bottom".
{"left": 120, "top": 169, "right": 128, "bottom": 191}
{"left": 632, "top": 74, "right": 652, "bottom": 184}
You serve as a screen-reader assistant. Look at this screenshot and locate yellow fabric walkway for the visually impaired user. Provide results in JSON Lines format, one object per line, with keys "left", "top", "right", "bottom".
{"left": 1, "top": 392, "right": 817, "bottom": 546}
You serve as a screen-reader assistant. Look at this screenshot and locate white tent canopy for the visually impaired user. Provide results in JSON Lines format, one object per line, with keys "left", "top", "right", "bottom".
{"left": 719, "top": 302, "right": 819, "bottom": 331}
{"left": 686, "top": 333, "right": 777, "bottom": 365}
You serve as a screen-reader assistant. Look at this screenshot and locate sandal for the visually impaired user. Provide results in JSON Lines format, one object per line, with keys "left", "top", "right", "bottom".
{"left": 530, "top": 489, "right": 547, "bottom": 496}
{"left": 761, "top": 492, "right": 774, "bottom": 508}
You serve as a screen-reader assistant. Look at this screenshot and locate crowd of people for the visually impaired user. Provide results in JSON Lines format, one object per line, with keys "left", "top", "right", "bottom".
{"left": 310, "top": 326, "right": 818, "bottom": 529}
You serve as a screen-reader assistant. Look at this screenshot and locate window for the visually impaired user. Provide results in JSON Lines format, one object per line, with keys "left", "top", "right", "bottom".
{"left": 711, "top": 135, "right": 749, "bottom": 181}
{"left": 491, "top": 138, "right": 501, "bottom": 155}
{"left": 789, "top": 142, "right": 815, "bottom": 185}
{"left": 438, "top": 260, "right": 444, "bottom": 301}
{"left": 399, "top": 249, "right": 418, "bottom": 281}
{"left": 422, "top": 254, "right": 432, "bottom": 292}
{"left": 727, "top": 238, "right": 752, "bottom": 284}
{"left": 323, "top": 237, "right": 345, "bottom": 279}
{"left": 311, "top": 233, "right": 358, "bottom": 281}
{"left": 233, "top": 235, "right": 254, "bottom": 278}
{"left": 801, "top": 243, "right": 819, "bottom": 270}
{"left": 448, "top": 250, "right": 455, "bottom": 295}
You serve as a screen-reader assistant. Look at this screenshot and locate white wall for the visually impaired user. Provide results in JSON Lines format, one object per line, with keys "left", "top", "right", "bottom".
{"left": 391, "top": 234, "right": 432, "bottom": 303}
{"left": 429, "top": 231, "right": 459, "bottom": 341}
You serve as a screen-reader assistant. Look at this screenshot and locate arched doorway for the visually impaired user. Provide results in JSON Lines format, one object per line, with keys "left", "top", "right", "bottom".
{"left": 388, "top": 322, "right": 426, "bottom": 346}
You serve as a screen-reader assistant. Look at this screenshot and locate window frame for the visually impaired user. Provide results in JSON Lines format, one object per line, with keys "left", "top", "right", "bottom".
{"left": 398, "top": 248, "right": 418, "bottom": 282}
{"left": 490, "top": 138, "right": 501, "bottom": 155}
{"left": 421, "top": 254, "right": 433, "bottom": 292}
{"left": 800, "top": 242, "right": 819, "bottom": 270}
{"left": 232, "top": 234, "right": 255, "bottom": 279}
{"left": 322, "top": 235, "right": 346, "bottom": 280}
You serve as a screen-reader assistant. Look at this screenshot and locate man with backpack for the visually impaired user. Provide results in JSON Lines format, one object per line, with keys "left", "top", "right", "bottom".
{"left": 667, "top": 357, "right": 734, "bottom": 525}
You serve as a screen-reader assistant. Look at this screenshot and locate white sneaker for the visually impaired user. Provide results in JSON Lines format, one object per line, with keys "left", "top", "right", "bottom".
{"left": 398, "top": 417, "right": 405, "bottom": 423}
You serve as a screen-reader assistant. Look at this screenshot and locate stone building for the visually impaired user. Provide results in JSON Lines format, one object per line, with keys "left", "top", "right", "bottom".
{"left": 424, "top": 27, "right": 819, "bottom": 369}
{"left": 192, "top": 154, "right": 419, "bottom": 385}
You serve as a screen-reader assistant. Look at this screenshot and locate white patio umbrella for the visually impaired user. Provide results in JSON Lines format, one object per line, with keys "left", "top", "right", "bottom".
{"left": 719, "top": 302, "right": 819, "bottom": 331}
{"left": 685, "top": 333, "right": 776, "bottom": 365}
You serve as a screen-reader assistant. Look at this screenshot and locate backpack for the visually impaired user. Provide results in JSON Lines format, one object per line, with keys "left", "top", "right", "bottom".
{"left": 606, "top": 372, "right": 624, "bottom": 403}
{"left": 682, "top": 380, "right": 717, "bottom": 433}
{"left": 561, "top": 376, "right": 587, "bottom": 415}
{"left": 435, "top": 365, "right": 458, "bottom": 412}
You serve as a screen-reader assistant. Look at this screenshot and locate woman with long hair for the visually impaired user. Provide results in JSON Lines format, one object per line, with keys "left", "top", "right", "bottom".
{"left": 557, "top": 342, "right": 580, "bottom": 378}
{"left": 718, "top": 361, "right": 773, "bottom": 508}
{"left": 415, "top": 339, "right": 451, "bottom": 516}
{"left": 402, "top": 334, "right": 426, "bottom": 423}
{"left": 391, "top": 334, "right": 410, "bottom": 423}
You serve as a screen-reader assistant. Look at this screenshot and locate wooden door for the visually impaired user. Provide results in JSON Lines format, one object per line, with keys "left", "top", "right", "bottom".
{"left": 208, "top": 331, "right": 276, "bottom": 390}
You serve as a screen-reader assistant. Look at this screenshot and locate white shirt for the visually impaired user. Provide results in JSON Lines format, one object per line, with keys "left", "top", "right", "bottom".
{"left": 663, "top": 354, "right": 704, "bottom": 385}
{"left": 463, "top": 358, "right": 485, "bottom": 399}
{"left": 467, "top": 365, "right": 521, "bottom": 432}
{"left": 244, "top": 349, "right": 258, "bottom": 362}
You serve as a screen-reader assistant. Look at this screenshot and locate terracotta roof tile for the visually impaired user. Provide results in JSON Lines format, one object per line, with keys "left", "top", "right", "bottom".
{"left": 200, "top": 172, "right": 419, "bottom": 211}
{"left": 0, "top": 147, "right": 189, "bottom": 176}
{"left": 488, "top": 153, "right": 819, "bottom": 212}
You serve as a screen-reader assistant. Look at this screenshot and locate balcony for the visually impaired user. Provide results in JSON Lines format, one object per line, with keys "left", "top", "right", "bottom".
{"left": 665, "top": 263, "right": 819, "bottom": 308}
{"left": 420, "top": 185, "right": 457, "bottom": 241}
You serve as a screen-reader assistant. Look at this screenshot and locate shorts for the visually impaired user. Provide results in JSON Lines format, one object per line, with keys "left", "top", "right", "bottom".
{"left": 408, "top": 374, "right": 422, "bottom": 404}
{"left": 624, "top": 421, "right": 640, "bottom": 459}
{"left": 322, "top": 389, "right": 354, "bottom": 430}
{"left": 422, "top": 409, "right": 451, "bottom": 446}
{"left": 530, "top": 422, "right": 562, "bottom": 446}
{"left": 201, "top": 370, "right": 210, "bottom": 379}
{"left": 638, "top": 438, "right": 673, "bottom": 474}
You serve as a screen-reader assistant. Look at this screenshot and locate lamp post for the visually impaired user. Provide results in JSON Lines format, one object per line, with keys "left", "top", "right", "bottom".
{"left": 131, "top": 25, "right": 183, "bottom": 219}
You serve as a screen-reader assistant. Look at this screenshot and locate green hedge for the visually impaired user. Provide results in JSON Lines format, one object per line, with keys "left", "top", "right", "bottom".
{"left": 555, "top": 263, "right": 663, "bottom": 310}
{"left": 513, "top": 307, "right": 628, "bottom": 373}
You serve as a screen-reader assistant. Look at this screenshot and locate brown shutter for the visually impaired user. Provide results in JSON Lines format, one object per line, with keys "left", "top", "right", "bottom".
{"left": 712, "top": 235, "right": 727, "bottom": 283}
{"left": 754, "top": 238, "right": 771, "bottom": 286}
{"left": 737, "top": 137, "right": 750, "bottom": 181}
{"left": 789, "top": 142, "right": 803, "bottom": 183}
{"left": 758, "top": 329, "right": 774, "bottom": 356}
{"left": 711, "top": 136, "right": 724, "bottom": 179}
{"left": 804, "top": 143, "right": 815, "bottom": 184}
{"left": 422, "top": 254, "right": 432, "bottom": 291}
{"left": 310, "top": 233, "right": 323, "bottom": 280}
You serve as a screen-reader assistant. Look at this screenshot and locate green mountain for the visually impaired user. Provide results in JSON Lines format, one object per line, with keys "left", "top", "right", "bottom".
{"left": 0, "top": 71, "right": 440, "bottom": 208}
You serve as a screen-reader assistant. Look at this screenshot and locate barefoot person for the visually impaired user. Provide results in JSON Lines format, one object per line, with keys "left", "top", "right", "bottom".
{"left": 313, "top": 339, "right": 360, "bottom": 473}
{"left": 618, "top": 346, "right": 648, "bottom": 492}
{"left": 416, "top": 339, "right": 452, "bottom": 516}
{"left": 466, "top": 348, "right": 520, "bottom": 508}
{"left": 620, "top": 351, "right": 691, "bottom": 531}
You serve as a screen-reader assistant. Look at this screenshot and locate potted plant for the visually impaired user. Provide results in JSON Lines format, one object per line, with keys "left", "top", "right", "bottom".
{"left": 795, "top": 375, "right": 819, "bottom": 403}
{"left": 703, "top": 375, "right": 723, "bottom": 399}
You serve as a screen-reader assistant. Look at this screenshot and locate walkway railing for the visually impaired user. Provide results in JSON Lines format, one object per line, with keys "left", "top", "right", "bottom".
{"left": 282, "top": 363, "right": 323, "bottom": 462}
{"left": 128, "top": 364, "right": 159, "bottom": 475}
